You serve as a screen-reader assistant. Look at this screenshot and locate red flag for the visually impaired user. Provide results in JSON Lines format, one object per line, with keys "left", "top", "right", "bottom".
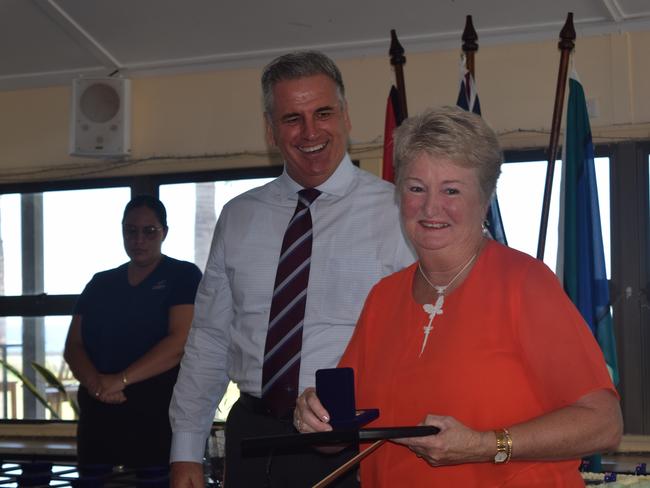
{"left": 382, "top": 86, "right": 402, "bottom": 182}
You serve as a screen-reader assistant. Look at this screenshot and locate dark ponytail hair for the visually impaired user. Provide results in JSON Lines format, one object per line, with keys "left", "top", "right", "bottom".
{"left": 122, "top": 195, "right": 168, "bottom": 229}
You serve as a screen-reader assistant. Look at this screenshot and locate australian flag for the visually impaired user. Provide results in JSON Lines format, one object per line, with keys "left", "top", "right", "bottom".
{"left": 456, "top": 54, "right": 507, "bottom": 245}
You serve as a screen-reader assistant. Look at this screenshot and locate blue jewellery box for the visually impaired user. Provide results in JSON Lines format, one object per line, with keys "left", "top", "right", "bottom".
{"left": 315, "top": 367, "right": 379, "bottom": 430}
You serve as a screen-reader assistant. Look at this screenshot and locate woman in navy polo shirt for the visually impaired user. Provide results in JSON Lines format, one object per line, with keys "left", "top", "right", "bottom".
{"left": 64, "top": 195, "right": 202, "bottom": 469}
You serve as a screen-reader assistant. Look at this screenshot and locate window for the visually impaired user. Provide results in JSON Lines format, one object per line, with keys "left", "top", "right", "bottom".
{"left": 160, "top": 178, "right": 274, "bottom": 270}
{"left": 1, "top": 315, "right": 74, "bottom": 420}
{"left": 43, "top": 188, "right": 131, "bottom": 294}
{"left": 1, "top": 187, "right": 131, "bottom": 419}
{"left": 1, "top": 188, "right": 132, "bottom": 296}
{"left": 0, "top": 194, "right": 21, "bottom": 295}
{"left": 0, "top": 170, "right": 278, "bottom": 421}
{"left": 497, "top": 157, "right": 611, "bottom": 277}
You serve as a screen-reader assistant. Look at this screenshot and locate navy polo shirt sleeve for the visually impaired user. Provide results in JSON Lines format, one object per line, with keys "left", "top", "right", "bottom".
{"left": 167, "top": 260, "right": 202, "bottom": 307}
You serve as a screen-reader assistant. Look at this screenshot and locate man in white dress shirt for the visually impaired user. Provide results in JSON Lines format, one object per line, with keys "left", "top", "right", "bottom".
{"left": 169, "top": 51, "right": 414, "bottom": 487}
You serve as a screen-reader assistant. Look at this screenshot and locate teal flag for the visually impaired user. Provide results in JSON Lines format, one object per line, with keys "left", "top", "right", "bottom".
{"left": 558, "top": 72, "right": 619, "bottom": 386}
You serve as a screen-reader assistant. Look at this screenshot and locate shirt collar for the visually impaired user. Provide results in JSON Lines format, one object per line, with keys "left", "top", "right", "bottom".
{"left": 278, "top": 153, "right": 356, "bottom": 200}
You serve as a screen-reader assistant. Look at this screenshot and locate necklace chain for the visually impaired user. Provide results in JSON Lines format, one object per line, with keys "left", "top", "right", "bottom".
{"left": 416, "top": 251, "right": 479, "bottom": 358}
{"left": 418, "top": 252, "right": 478, "bottom": 296}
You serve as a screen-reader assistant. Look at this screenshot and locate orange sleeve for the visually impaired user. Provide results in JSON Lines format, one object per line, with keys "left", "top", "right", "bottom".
{"left": 514, "top": 259, "right": 618, "bottom": 410}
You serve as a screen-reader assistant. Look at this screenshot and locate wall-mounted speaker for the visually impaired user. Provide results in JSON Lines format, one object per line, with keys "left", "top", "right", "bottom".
{"left": 69, "top": 77, "right": 131, "bottom": 157}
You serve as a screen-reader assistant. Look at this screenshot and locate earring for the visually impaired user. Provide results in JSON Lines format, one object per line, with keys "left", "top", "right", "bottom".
{"left": 482, "top": 221, "right": 489, "bottom": 236}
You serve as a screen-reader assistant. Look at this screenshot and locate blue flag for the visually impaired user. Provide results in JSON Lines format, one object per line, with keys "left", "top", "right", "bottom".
{"left": 456, "top": 55, "right": 507, "bottom": 245}
{"left": 557, "top": 72, "right": 619, "bottom": 386}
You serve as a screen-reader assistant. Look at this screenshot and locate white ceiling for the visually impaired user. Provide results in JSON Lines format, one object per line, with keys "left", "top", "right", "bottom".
{"left": 1, "top": 0, "right": 649, "bottom": 92}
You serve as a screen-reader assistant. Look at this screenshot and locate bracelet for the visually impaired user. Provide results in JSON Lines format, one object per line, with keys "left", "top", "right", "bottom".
{"left": 494, "top": 428, "right": 513, "bottom": 464}
{"left": 503, "top": 428, "right": 513, "bottom": 463}
{"left": 121, "top": 372, "right": 128, "bottom": 385}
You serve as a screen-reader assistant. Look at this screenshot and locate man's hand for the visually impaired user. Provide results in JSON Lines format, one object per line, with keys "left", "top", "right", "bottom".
{"left": 170, "top": 461, "right": 205, "bottom": 488}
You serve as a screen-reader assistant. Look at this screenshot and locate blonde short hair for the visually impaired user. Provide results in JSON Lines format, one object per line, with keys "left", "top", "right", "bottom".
{"left": 393, "top": 106, "right": 503, "bottom": 203}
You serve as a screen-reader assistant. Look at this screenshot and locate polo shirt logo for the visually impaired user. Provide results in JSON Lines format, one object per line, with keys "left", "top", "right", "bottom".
{"left": 152, "top": 280, "right": 167, "bottom": 290}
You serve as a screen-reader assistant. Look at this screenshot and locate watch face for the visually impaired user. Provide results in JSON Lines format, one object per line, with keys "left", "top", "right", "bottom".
{"left": 495, "top": 451, "right": 508, "bottom": 463}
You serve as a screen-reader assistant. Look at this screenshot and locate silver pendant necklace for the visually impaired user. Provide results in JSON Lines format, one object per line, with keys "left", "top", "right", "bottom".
{"left": 417, "top": 252, "right": 478, "bottom": 357}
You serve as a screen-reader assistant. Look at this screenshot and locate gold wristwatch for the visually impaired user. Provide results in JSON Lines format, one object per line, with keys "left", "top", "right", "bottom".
{"left": 494, "top": 428, "right": 512, "bottom": 464}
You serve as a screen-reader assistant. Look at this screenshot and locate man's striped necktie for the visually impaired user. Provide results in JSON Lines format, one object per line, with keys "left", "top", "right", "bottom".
{"left": 261, "top": 188, "right": 321, "bottom": 418}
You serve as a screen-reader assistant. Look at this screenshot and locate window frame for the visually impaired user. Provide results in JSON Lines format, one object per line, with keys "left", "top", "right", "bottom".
{"left": 609, "top": 141, "right": 650, "bottom": 434}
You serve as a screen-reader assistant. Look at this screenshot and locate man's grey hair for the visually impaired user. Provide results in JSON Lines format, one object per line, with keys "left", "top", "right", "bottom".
{"left": 393, "top": 106, "right": 503, "bottom": 204}
{"left": 261, "top": 51, "right": 346, "bottom": 117}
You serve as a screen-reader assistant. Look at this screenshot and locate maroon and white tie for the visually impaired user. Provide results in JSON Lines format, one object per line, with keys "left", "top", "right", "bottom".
{"left": 261, "top": 188, "right": 321, "bottom": 418}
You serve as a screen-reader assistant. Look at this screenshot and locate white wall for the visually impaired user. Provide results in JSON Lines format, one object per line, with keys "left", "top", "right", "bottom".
{"left": 0, "top": 31, "right": 649, "bottom": 183}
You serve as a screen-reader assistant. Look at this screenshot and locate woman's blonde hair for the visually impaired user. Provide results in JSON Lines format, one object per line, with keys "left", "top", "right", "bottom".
{"left": 393, "top": 106, "right": 503, "bottom": 204}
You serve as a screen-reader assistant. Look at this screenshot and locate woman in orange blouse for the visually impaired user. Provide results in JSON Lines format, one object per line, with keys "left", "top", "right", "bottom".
{"left": 294, "top": 106, "right": 622, "bottom": 487}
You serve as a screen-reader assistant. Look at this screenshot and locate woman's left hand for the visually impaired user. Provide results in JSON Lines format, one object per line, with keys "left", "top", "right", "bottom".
{"left": 393, "top": 414, "right": 491, "bottom": 466}
{"left": 94, "top": 373, "right": 126, "bottom": 400}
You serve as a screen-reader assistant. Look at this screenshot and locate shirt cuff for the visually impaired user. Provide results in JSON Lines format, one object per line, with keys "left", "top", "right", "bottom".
{"left": 170, "top": 431, "right": 209, "bottom": 464}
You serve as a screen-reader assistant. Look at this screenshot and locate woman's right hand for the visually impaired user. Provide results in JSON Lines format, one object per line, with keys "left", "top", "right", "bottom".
{"left": 393, "top": 414, "right": 491, "bottom": 466}
{"left": 293, "top": 387, "right": 333, "bottom": 433}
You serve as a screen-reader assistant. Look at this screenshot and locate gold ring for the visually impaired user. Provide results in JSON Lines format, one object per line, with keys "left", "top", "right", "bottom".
{"left": 95, "top": 392, "right": 100, "bottom": 397}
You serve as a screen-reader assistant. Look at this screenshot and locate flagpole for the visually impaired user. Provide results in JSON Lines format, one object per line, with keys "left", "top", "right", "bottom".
{"left": 461, "top": 15, "right": 478, "bottom": 78}
{"left": 536, "top": 12, "right": 575, "bottom": 260}
{"left": 389, "top": 29, "right": 408, "bottom": 118}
